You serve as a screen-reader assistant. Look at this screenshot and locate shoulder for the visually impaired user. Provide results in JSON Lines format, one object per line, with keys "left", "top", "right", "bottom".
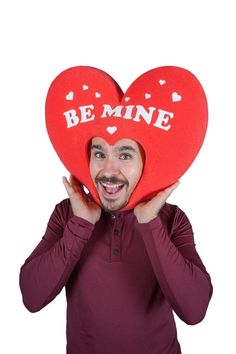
{"left": 159, "top": 202, "right": 192, "bottom": 234}
{"left": 160, "top": 202, "right": 185, "bottom": 219}
{"left": 50, "top": 198, "right": 73, "bottom": 227}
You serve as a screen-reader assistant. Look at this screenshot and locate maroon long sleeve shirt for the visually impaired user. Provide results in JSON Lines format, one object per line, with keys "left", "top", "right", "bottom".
{"left": 20, "top": 199, "right": 212, "bottom": 354}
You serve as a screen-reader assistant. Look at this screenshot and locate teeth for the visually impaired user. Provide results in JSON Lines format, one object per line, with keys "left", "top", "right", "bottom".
{"left": 102, "top": 183, "right": 123, "bottom": 188}
{"left": 100, "top": 182, "right": 124, "bottom": 195}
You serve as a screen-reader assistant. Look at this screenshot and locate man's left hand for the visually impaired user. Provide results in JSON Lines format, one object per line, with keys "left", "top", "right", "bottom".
{"left": 134, "top": 181, "right": 180, "bottom": 224}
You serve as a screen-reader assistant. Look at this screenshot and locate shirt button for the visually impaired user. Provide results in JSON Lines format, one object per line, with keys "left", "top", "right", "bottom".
{"left": 112, "top": 248, "right": 120, "bottom": 256}
{"left": 114, "top": 229, "right": 119, "bottom": 236}
{"left": 111, "top": 214, "right": 116, "bottom": 219}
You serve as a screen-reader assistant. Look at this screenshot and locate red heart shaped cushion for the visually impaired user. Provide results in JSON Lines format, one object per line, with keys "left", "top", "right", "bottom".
{"left": 45, "top": 66, "right": 208, "bottom": 210}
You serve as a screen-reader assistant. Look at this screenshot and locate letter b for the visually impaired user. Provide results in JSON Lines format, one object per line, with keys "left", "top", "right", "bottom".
{"left": 63, "top": 109, "right": 79, "bottom": 128}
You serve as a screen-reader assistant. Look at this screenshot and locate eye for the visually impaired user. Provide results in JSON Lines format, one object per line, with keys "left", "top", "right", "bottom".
{"left": 94, "top": 151, "right": 106, "bottom": 159}
{"left": 119, "top": 153, "right": 132, "bottom": 160}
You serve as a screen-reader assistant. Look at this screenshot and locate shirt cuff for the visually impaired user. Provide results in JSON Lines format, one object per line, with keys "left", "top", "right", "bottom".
{"left": 65, "top": 216, "right": 95, "bottom": 241}
{"left": 136, "top": 216, "right": 164, "bottom": 232}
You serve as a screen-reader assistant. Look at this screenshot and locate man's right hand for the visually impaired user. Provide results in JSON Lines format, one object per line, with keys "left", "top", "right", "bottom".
{"left": 63, "top": 175, "right": 101, "bottom": 225}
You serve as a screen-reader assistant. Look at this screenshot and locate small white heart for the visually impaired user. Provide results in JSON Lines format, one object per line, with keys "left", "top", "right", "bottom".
{"left": 83, "top": 84, "right": 89, "bottom": 90}
{"left": 145, "top": 93, "right": 151, "bottom": 99}
{"left": 159, "top": 80, "right": 166, "bottom": 86}
{"left": 95, "top": 92, "right": 101, "bottom": 98}
{"left": 107, "top": 126, "right": 117, "bottom": 135}
{"left": 172, "top": 92, "right": 182, "bottom": 102}
{"left": 125, "top": 97, "right": 130, "bottom": 102}
{"left": 66, "top": 91, "right": 74, "bottom": 100}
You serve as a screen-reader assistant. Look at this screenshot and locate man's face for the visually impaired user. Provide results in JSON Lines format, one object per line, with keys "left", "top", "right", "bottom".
{"left": 89, "top": 137, "right": 144, "bottom": 211}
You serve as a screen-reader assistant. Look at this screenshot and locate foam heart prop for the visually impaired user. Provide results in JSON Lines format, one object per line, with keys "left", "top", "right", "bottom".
{"left": 45, "top": 66, "right": 208, "bottom": 210}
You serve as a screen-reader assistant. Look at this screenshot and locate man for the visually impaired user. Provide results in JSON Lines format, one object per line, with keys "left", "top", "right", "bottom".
{"left": 20, "top": 137, "right": 213, "bottom": 354}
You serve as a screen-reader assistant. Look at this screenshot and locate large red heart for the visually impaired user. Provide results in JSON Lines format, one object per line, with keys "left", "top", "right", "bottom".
{"left": 45, "top": 66, "right": 208, "bottom": 210}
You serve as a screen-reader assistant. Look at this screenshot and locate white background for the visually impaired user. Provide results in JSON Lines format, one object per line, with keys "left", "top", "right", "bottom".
{"left": 1, "top": 0, "right": 235, "bottom": 353}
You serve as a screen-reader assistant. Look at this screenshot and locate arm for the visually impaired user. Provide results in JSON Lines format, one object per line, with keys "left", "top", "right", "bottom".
{"left": 20, "top": 175, "right": 101, "bottom": 313}
{"left": 19, "top": 200, "right": 94, "bottom": 312}
{"left": 138, "top": 207, "right": 213, "bottom": 325}
{"left": 134, "top": 182, "right": 213, "bottom": 325}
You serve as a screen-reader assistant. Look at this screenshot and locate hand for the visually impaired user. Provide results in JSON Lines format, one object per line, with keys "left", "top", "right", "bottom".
{"left": 63, "top": 175, "right": 101, "bottom": 224}
{"left": 134, "top": 181, "right": 180, "bottom": 224}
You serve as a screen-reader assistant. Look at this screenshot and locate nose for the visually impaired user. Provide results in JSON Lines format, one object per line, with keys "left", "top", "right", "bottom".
{"left": 102, "top": 156, "right": 120, "bottom": 177}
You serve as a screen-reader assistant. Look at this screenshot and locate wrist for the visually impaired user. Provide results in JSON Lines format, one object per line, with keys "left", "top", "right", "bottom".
{"left": 136, "top": 216, "right": 163, "bottom": 230}
{"left": 73, "top": 212, "right": 96, "bottom": 225}
{"left": 136, "top": 215, "right": 157, "bottom": 224}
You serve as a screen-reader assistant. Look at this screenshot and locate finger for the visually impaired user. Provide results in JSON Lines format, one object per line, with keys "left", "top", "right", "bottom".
{"left": 165, "top": 181, "right": 180, "bottom": 196}
{"left": 62, "top": 176, "right": 76, "bottom": 196}
{"left": 157, "top": 182, "right": 179, "bottom": 205}
{"left": 69, "top": 175, "right": 84, "bottom": 194}
{"left": 151, "top": 181, "right": 180, "bottom": 206}
{"left": 69, "top": 175, "right": 77, "bottom": 188}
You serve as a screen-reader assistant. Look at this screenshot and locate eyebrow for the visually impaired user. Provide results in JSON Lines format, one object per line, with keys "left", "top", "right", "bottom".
{"left": 90, "top": 144, "right": 138, "bottom": 153}
{"left": 118, "top": 145, "right": 137, "bottom": 153}
{"left": 91, "top": 144, "right": 104, "bottom": 151}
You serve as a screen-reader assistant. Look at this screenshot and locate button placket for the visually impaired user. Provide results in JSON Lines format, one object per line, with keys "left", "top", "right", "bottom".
{"left": 114, "top": 228, "right": 119, "bottom": 236}
{"left": 110, "top": 216, "right": 122, "bottom": 262}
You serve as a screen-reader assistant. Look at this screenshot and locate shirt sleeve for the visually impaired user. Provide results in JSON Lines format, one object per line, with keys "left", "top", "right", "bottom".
{"left": 19, "top": 199, "right": 94, "bottom": 313}
{"left": 138, "top": 204, "right": 213, "bottom": 325}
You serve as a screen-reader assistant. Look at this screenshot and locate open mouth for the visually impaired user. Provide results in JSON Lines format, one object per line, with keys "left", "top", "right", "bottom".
{"left": 99, "top": 182, "right": 125, "bottom": 197}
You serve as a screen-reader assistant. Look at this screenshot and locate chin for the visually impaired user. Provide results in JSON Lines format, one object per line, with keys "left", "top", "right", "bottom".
{"left": 101, "top": 198, "right": 128, "bottom": 212}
